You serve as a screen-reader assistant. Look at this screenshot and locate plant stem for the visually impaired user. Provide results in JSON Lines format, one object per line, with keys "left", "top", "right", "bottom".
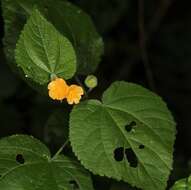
{"left": 52, "top": 139, "right": 69, "bottom": 160}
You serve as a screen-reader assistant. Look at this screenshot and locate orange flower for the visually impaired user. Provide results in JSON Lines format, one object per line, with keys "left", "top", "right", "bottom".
{"left": 48, "top": 78, "right": 69, "bottom": 101}
{"left": 66, "top": 85, "right": 84, "bottom": 105}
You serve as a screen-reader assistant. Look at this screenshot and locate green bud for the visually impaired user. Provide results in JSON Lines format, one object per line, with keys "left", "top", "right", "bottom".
{"left": 84, "top": 75, "right": 98, "bottom": 89}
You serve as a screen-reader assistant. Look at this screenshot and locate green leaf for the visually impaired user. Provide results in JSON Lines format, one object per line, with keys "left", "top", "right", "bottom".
{"left": 2, "top": 0, "right": 104, "bottom": 75}
{"left": 15, "top": 8, "right": 76, "bottom": 84}
{"left": 170, "top": 176, "right": 191, "bottom": 190}
{"left": 0, "top": 135, "right": 94, "bottom": 190}
{"left": 45, "top": 0, "right": 104, "bottom": 74}
{"left": 69, "top": 81, "right": 176, "bottom": 190}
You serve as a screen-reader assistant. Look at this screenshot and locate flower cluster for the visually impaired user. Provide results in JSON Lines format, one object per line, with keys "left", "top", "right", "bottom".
{"left": 48, "top": 78, "right": 84, "bottom": 104}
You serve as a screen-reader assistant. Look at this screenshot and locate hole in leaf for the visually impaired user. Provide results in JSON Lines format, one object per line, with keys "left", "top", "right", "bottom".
{"left": 139, "top": 145, "right": 145, "bottom": 149}
{"left": 125, "top": 148, "right": 138, "bottom": 168}
{"left": 16, "top": 154, "right": 25, "bottom": 164}
{"left": 69, "top": 180, "right": 79, "bottom": 189}
{"left": 125, "top": 121, "right": 136, "bottom": 132}
{"left": 114, "top": 147, "right": 124, "bottom": 161}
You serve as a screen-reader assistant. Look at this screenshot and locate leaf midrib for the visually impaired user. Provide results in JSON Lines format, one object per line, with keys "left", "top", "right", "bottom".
{"left": 0, "top": 146, "right": 49, "bottom": 160}
{"left": 104, "top": 104, "right": 170, "bottom": 150}
{"left": 105, "top": 107, "right": 161, "bottom": 189}
{"left": 30, "top": 14, "right": 52, "bottom": 72}
{"left": 0, "top": 161, "right": 46, "bottom": 180}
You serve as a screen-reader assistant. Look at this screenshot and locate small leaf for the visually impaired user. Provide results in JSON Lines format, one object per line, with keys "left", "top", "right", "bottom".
{"left": 15, "top": 8, "right": 76, "bottom": 84}
{"left": 70, "top": 81, "right": 176, "bottom": 190}
{"left": 170, "top": 176, "right": 191, "bottom": 190}
{"left": 0, "top": 135, "right": 94, "bottom": 190}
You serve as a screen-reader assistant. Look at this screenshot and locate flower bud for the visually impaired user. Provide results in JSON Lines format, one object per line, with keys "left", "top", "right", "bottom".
{"left": 84, "top": 75, "right": 98, "bottom": 89}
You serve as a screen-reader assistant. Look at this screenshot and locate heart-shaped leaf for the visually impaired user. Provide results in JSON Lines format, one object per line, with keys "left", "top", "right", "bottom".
{"left": 0, "top": 135, "right": 94, "bottom": 190}
{"left": 70, "top": 81, "right": 176, "bottom": 190}
{"left": 15, "top": 8, "right": 76, "bottom": 84}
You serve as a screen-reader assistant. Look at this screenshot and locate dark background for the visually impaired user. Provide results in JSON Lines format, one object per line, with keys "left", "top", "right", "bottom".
{"left": 0, "top": 0, "right": 191, "bottom": 189}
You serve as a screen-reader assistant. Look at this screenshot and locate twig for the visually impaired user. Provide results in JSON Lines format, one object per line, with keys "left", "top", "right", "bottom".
{"left": 138, "top": 0, "right": 156, "bottom": 91}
